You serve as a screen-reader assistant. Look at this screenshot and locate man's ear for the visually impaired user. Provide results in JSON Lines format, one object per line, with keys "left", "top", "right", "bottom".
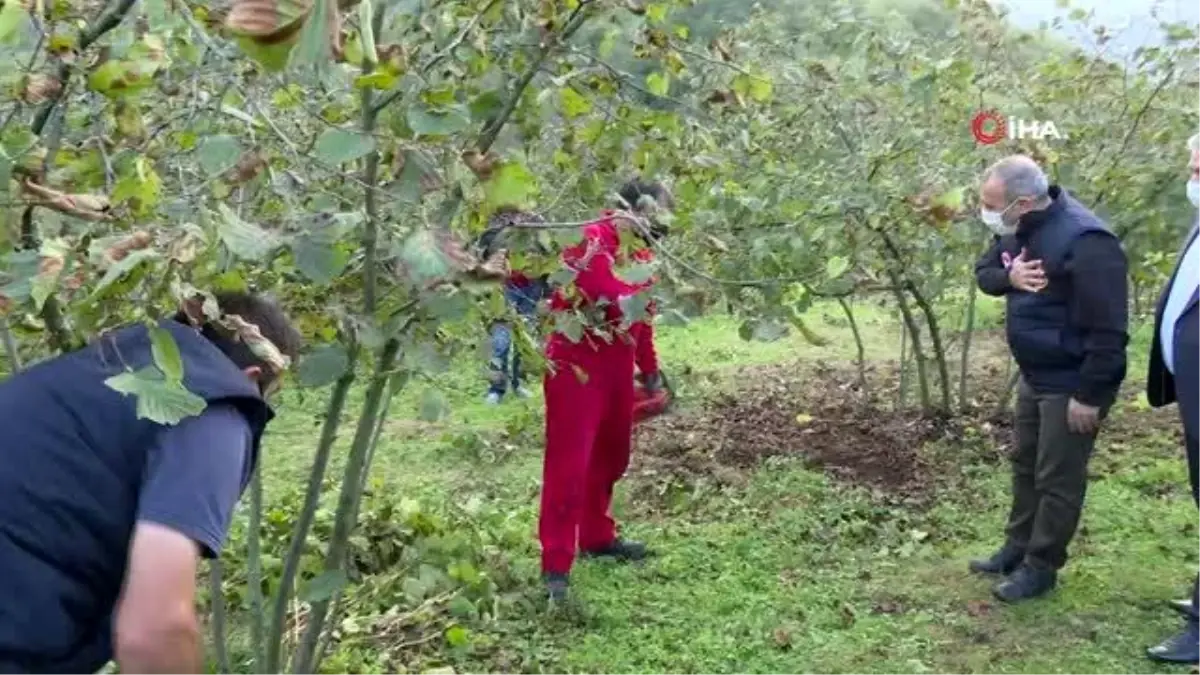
{"left": 242, "top": 365, "right": 263, "bottom": 384}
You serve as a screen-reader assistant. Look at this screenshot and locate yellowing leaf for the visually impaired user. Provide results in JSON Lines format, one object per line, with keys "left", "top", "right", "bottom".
{"left": 559, "top": 87, "right": 592, "bottom": 119}
{"left": 645, "top": 71, "right": 670, "bottom": 97}
{"left": 0, "top": 2, "right": 29, "bottom": 44}
{"left": 484, "top": 162, "right": 536, "bottom": 211}
{"left": 795, "top": 413, "right": 814, "bottom": 426}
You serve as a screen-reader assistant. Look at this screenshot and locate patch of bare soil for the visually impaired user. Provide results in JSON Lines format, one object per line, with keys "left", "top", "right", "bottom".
{"left": 630, "top": 361, "right": 1183, "bottom": 506}
{"left": 632, "top": 363, "right": 952, "bottom": 502}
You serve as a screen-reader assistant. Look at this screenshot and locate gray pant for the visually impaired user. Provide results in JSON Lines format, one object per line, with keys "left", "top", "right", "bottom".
{"left": 1004, "top": 380, "right": 1107, "bottom": 570}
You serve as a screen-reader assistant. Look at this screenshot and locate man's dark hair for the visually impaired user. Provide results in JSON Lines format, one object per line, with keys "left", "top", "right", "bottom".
{"left": 173, "top": 291, "right": 303, "bottom": 390}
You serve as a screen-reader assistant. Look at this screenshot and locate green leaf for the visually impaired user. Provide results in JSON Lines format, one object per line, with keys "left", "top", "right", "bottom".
{"left": 445, "top": 625, "right": 470, "bottom": 648}
{"left": 111, "top": 157, "right": 162, "bottom": 218}
{"left": 559, "top": 87, "right": 592, "bottom": 119}
{"left": 825, "top": 256, "right": 849, "bottom": 279}
{"left": 407, "top": 105, "right": 471, "bottom": 137}
{"left": 615, "top": 262, "right": 656, "bottom": 285}
{"left": 149, "top": 326, "right": 185, "bottom": 382}
{"left": 354, "top": 70, "right": 396, "bottom": 90}
{"left": 297, "top": 344, "right": 350, "bottom": 387}
{"left": 554, "top": 313, "right": 584, "bottom": 343}
{"left": 749, "top": 76, "right": 773, "bottom": 103}
{"left": 646, "top": 2, "right": 668, "bottom": 22}
{"left": 645, "top": 72, "right": 670, "bottom": 97}
{"left": 390, "top": 149, "right": 436, "bottom": 203}
{"left": 300, "top": 569, "right": 347, "bottom": 603}
{"left": 218, "top": 204, "right": 282, "bottom": 260}
{"left": 484, "top": 162, "right": 536, "bottom": 211}
{"left": 619, "top": 293, "right": 650, "bottom": 324}
{"left": 469, "top": 91, "right": 505, "bottom": 123}
{"left": 105, "top": 367, "right": 207, "bottom": 425}
{"left": 398, "top": 230, "right": 451, "bottom": 283}
{"left": 290, "top": 0, "right": 333, "bottom": 69}
{"left": 752, "top": 319, "right": 789, "bottom": 342}
{"left": 0, "top": 2, "right": 29, "bottom": 44}
{"left": 314, "top": 128, "right": 376, "bottom": 166}
{"left": 291, "top": 236, "right": 348, "bottom": 285}
{"left": 86, "top": 37, "right": 169, "bottom": 99}
{"left": 418, "top": 388, "right": 448, "bottom": 421}
{"left": 197, "top": 135, "right": 242, "bottom": 176}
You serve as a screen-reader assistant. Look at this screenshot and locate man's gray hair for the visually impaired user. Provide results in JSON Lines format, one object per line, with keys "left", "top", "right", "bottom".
{"left": 1188, "top": 134, "right": 1199, "bottom": 153}
{"left": 984, "top": 155, "right": 1051, "bottom": 203}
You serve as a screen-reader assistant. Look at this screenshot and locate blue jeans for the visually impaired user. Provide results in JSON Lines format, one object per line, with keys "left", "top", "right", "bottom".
{"left": 488, "top": 280, "right": 546, "bottom": 396}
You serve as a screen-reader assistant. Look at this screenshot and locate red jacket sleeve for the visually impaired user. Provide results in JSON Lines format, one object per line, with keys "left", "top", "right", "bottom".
{"left": 563, "top": 221, "right": 636, "bottom": 302}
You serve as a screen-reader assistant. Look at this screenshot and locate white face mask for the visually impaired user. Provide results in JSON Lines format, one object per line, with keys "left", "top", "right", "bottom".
{"left": 980, "top": 199, "right": 1018, "bottom": 236}
{"left": 1187, "top": 178, "right": 1199, "bottom": 208}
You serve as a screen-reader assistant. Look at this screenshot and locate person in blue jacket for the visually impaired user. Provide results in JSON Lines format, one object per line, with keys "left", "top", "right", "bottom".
{"left": 0, "top": 291, "right": 302, "bottom": 673}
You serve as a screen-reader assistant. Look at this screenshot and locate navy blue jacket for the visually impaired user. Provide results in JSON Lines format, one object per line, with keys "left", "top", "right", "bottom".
{"left": 1148, "top": 222, "right": 1199, "bottom": 502}
{"left": 0, "top": 320, "right": 272, "bottom": 673}
{"left": 976, "top": 186, "right": 1129, "bottom": 404}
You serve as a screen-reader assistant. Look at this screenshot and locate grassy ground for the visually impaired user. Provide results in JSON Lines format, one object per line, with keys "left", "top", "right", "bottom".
{"left": 253, "top": 296, "right": 1196, "bottom": 674}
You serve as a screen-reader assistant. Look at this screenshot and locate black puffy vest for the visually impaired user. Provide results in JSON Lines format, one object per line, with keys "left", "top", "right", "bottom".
{"left": 1004, "top": 187, "right": 1117, "bottom": 394}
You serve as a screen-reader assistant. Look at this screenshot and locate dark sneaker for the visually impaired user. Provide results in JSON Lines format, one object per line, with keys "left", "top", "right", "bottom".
{"left": 581, "top": 538, "right": 651, "bottom": 562}
{"left": 969, "top": 544, "right": 1025, "bottom": 576}
{"left": 545, "top": 573, "right": 569, "bottom": 603}
{"left": 993, "top": 563, "right": 1057, "bottom": 603}
{"left": 1146, "top": 621, "right": 1199, "bottom": 664}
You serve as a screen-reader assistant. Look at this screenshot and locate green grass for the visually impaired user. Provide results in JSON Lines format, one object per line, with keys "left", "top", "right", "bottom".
{"left": 253, "top": 300, "right": 1195, "bottom": 674}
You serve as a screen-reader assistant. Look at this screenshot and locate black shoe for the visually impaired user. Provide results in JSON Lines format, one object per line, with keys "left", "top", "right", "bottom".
{"left": 1146, "top": 621, "right": 1199, "bottom": 664}
{"left": 544, "top": 573, "right": 569, "bottom": 603}
{"left": 581, "top": 538, "right": 651, "bottom": 562}
{"left": 969, "top": 544, "right": 1025, "bottom": 576}
{"left": 1169, "top": 598, "right": 1197, "bottom": 618}
{"left": 993, "top": 563, "right": 1057, "bottom": 603}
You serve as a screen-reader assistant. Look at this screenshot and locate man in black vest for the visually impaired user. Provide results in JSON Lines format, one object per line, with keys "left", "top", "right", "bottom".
{"left": 1144, "top": 134, "right": 1199, "bottom": 665}
{"left": 0, "top": 291, "right": 301, "bottom": 673}
{"left": 969, "top": 155, "right": 1129, "bottom": 603}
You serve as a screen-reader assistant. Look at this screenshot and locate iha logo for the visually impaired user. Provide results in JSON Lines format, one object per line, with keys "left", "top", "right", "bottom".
{"left": 970, "top": 109, "right": 1064, "bottom": 145}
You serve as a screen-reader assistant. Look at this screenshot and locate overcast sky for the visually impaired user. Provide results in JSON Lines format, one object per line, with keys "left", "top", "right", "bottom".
{"left": 998, "top": 0, "right": 1200, "bottom": 57}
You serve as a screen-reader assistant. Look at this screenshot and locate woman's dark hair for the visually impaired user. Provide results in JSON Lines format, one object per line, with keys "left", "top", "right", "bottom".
{"left": 173, "top": 291, "right": 302, "bottom": 389}
{"left": 617, "top": 179, "right": 674, "bottom": 213}
{"left": 617, "top": 179, "right": 673, "bottom": 241}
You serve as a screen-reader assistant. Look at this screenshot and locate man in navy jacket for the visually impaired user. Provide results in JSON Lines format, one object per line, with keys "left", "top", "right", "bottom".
{"left": 0, "top": 291, "right": 301, "bottom": 673}
{"left": 1145, "top": 135, "right": 1200, "bottom": 665}
{"left": 969, "top": 155, "right": 1129, "bottom": 603}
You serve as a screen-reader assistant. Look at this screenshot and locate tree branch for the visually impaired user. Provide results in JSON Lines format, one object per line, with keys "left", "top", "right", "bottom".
{"left": 475, "top": 0, "right": 596, "bottom": 154}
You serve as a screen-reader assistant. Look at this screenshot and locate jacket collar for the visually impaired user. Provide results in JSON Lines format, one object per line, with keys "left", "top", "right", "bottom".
{"left": 1015, "top": 185, "right": 1066, "bottom": 235}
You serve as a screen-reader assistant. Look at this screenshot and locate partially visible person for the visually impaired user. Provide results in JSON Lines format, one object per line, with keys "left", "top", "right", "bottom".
{"left": 1144, "top": 133, "right": 1200, "bottom": 666}
{"left": 539, "top": 185, "right": 668, "bottom": 603}
{"left": 616, "top": 179, "right": 673, "bottom": 396}
{"left": 969, "top": 155, "right": 1129, "bottom": 603}
{"left": 475, "top": 206, "right": 550, "bottom": 404}
{"left": 0, "top": 291, "right": 302, "bottom": 674}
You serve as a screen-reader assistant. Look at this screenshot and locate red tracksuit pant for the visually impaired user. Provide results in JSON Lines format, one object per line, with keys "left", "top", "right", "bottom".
{"left": 631, "top": 320, "right": 659, "bottom": 377}
{"left": 539, "top": 336, "right": 636, "bottom": 575}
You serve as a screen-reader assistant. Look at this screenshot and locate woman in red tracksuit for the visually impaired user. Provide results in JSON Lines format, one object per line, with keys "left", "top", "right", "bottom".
{"left": 540, "top": 180, "right": 673, "bottom": 602}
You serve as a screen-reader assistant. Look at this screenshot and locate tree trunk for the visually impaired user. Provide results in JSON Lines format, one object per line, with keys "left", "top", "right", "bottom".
{"left": 996, "top": 365, "right": 1021, "bottom": 415}
{"left": 958, "top": 280, "right": 978, "bottom": 413}
{"left": 246, "top": 470, "right": 266, "bottom": 672}
{"left": 208, "top": 560, "right": 231, "bottom": 674}
{"left": 837, "top": 296, "right": 867, "bottom": 392}
{"left": 889, "top": 286, "right": 931, "bottom": 412}
{"left": 897, "top": 314, "right": 909, "bottom": 408}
